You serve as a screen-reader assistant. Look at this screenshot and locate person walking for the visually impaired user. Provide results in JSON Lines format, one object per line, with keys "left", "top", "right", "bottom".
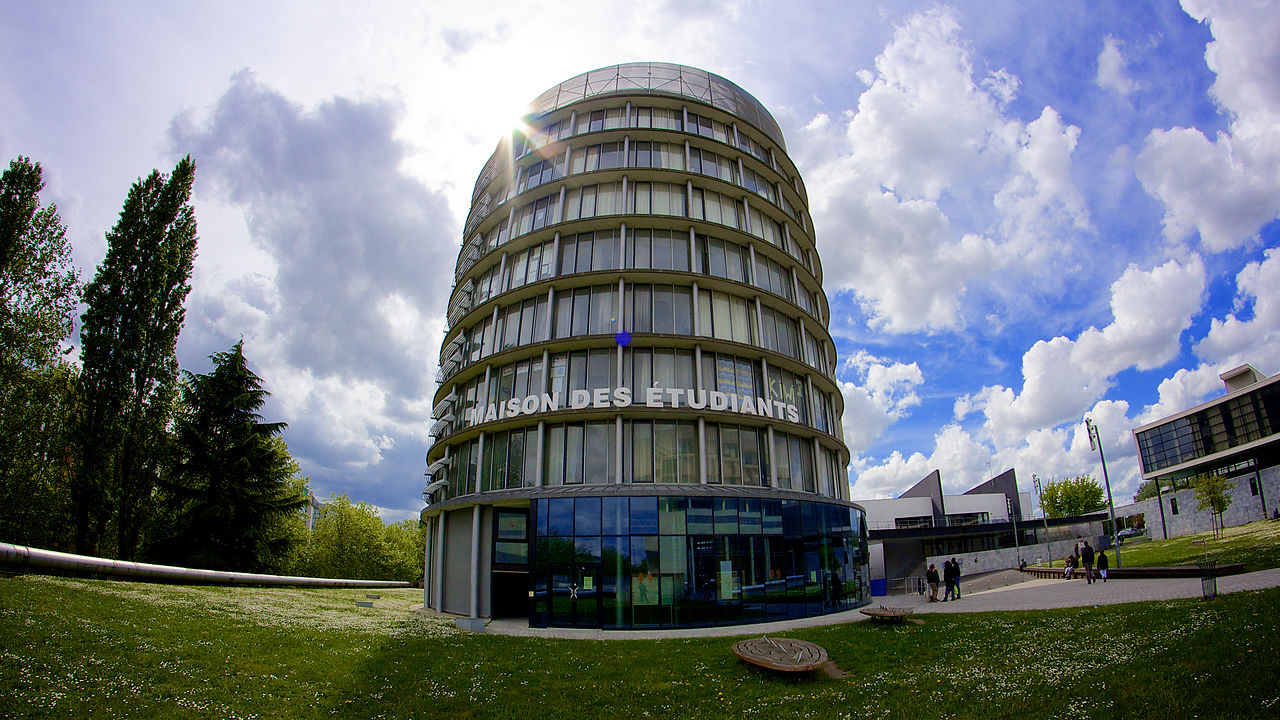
{"left": 953, "top": 558, "right": 962, "bottom": 599}
{"left": 942, "top": 559, "right": 957, "bottom": 602}
{"left": 926, "top": 563, "right": 940, "bottom": 602}
{"left": 1097, "top": 549, "right": 1109, "bottom": 582}
{"left": 1081, "top": 541, "right": 1095, "bottom": 584}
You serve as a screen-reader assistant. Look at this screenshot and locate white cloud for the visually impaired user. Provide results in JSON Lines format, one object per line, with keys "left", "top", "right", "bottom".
{"left": 963, "top": 255, "right": 1206, "bottom": 445}
{"left": 1136, "top": 0, "right": 1280, "bottom": 251}
{"left": 1096, "top": 35, "right": 1136, "bottom": 96}
{"left": 838, "top": 351, "right": 923, "bottom": 452}
{"left": 169, "top": 72, "right": 456, "bottom": 502}
{"left": 1195, "top": 247, "right": 1280, "bottom": 366}
{"left": 799, "top": 7, "right": 1088, "bottom": 333}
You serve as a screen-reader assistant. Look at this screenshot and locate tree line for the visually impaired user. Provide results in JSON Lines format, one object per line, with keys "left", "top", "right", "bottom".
{"left": 0, "top": 155, "right": 422, "bottom": 583}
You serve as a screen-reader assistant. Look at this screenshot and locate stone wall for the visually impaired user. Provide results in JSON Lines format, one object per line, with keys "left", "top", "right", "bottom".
{"left": 1115, "top": 466, "right": 1279, "bottom": 540}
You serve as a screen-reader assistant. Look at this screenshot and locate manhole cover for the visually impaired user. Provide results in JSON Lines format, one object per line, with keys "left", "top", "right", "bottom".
{"left": 732, "top": 637, "right": 828, "bottom": 672}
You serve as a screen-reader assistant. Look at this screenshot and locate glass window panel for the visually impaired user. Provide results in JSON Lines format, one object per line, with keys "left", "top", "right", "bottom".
{"left": 632, "top": 349, "right": 652, "bottom": 391}
{"left": 773, "top": 432, "right": 791, "bottom": 490}
{"left": 603, "top": 497, "right": 629, "bottom": 535}
{"left": 519, "top": 300, "right": 537, "bottom": 345}
{"left": 572, "top": 288, "right": 590, "bottom": 336}
{"left": 652, "top": 231, "right": 673, "bottom": 270}
{"left": 569, "top": 351, "right": 587, "bottom": 392}
{"left": 554, "top": 293, "right": 573, "bottom": 339}
{"left": 715, "top": 498, "right": 738, "bottom": 534}
{"left": 673, "top": 287, "right": 692, "bottom": 335}
{"left": 653, "top": 350, "right": 675, "bottom": 388}
{"left": 565, "top": 424, "right": 584, "bottom": 484}
{"left": 584, "top": 422, "right": 610, "bottom": 484}
{"left": 653, "top": 286, "right": 674, "bottom": 333}
{"left": 549, "top": 353, "right": 567, "bottom": 395}
{"left": 654, "top": 422, "right": 677, "bottom": 482}
{"left": 632, "top": 420, "right": 653, "bottom": 483}
{"left": 658, "top": 497, "right": 686, "bottom": 535}
{"left": 712, "top": 292, "right": 732, "bottom": 341}
{"left": 574, "top": 497, "right": 601, "bottom": 535}
{"left": 544, "top": 425, "right": 565, "bottom": 486}
{"left": 675, "top": 351, "right": 695, "bottom": 390}
{"left": 576, "top": 232, "right": 593, "bottom": 272}
{"left": 697, "top": 291, "right": 713, "bottom": 338}
{"left": 590, "top": 286, "right": 615, "bottom": 335}
{"left": 704, "top": 424, "right": 721, "bottom": 484}
{"left": 548, "top": 497, "right": 573, "bottom": 536}
{"left": 630, "top": 496, "right": 659, "bottom": 535}
{"left": 741, "top": 428, "right": 762, "bottom": 486}
{"left": 632, "top": 181, "right": 650, "bottom": 214}
{"left": 506, "top": 429, "right": 524, "bottom": 488}
{"left": 687, "top": 498, "right": 713, "bottom": 534}
{"left": 631, "top": 230, "right": 650, "bottom": 269}
{"left": 632, "top": 285, "right": 651, "bottom": 333}
{"left": 721, "top": 425, "right": 742, "bottom": 485}
{"left": 587, "top": 348, "right": 612, "bottom": 389}
{"left": 559, "top": 236, "right": 576, "bottom": 275}
{"left": 678, "top": 422, "right": 698, "bottom": 484}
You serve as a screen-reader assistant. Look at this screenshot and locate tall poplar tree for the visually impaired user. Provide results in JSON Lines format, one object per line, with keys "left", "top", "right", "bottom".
{"left": 75, "top": 157, "right": 198, "bottom": 558}
{"left": 0, "top": 156, "right": 81, "bottom": 548}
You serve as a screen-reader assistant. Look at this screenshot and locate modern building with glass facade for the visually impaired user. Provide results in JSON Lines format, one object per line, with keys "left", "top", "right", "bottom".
{"left": 1124, "top": 364, "right": 1279, "bottom": 538}
{"left": 421, "top": 63, "right": 868, "bottom": 630}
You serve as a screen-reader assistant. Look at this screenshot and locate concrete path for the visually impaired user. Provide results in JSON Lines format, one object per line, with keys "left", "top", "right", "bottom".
{"left": 481, "top": 567, "right": 1280, "bottom": 640}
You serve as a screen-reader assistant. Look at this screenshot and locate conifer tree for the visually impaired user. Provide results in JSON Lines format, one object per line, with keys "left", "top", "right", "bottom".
{"left": 157, "top": 340, "right": 306, "bottom": 571}
{"left": 75, "top": 157, "right": 198, "bottom": 558}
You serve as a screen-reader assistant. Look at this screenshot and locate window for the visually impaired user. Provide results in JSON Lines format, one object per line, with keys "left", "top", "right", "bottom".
{"left": 1170, "top": 497, "right": 1179, "bottom": 515}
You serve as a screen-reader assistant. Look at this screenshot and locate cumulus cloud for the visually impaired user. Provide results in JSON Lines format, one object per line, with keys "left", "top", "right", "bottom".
{"left": 1096, "top": 35, "right": 1137, "bottom": 96}
{"left": 838, "top": 351, "right": 923, "bottom": 452}
{"left": 1195, "top": 247, "right": 1280, "bottom": 365}
{"left": 962, "top": 255, "right": 1206, "bottom": 445}
{"left": 1136, "top": 0, "right": 1280, "bottom": 251}
{"left": 798, "top": 7, "right": 1089, "bottom": 333}
{"left": 169, "top": 71, "right": 455, "bottom": 513}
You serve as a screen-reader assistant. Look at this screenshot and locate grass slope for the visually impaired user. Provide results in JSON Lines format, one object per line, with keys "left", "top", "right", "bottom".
{"left": 2, "top": 575, "right": 1279, "bottom": 719}
{"left": 1117, "top": 520, "right": 1280, "bottom": 571}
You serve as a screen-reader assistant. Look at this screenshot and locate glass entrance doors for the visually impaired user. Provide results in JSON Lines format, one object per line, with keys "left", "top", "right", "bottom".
{"left": 550, "top": 564, "right": 601, "bottom": 628}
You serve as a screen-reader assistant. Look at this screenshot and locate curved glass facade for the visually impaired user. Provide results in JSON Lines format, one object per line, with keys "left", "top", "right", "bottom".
{"left": 424, "top": 63, "right": 868, "bottom": 630}
{"left": 531, "top": 495, "right": 866, "bottom": 629}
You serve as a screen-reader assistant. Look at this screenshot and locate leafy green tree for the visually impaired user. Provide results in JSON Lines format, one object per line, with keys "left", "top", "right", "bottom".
{"left": 0, "top": 156, "right": 80, "bottom": 370}
{"left": 75, "top": 157, "right": 198, "bottom": 558}
{"left": 1133, "top": 478, "right": 1160, "bottom": 503}
{"left": 1040, "top": 474, "right": 1106, "bottom": 518}
{"left": 152, "top": 341, "right": 306, "bottom": 571}
{"left": 0, "top": 157, "right": 81, "bottom": 549}
{"left": 383, "top": 518, "right": 426, "bottom": 585}
{"left": 1193, "top": 474, "right": 1235, "bottom": 539}
{"left": 304, "top": 494, "right": 397, "bottom": 580}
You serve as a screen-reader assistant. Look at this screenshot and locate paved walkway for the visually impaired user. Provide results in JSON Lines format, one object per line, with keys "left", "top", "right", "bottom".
{"left": 481, "top": 567, "right": 1280, "bottom": 640}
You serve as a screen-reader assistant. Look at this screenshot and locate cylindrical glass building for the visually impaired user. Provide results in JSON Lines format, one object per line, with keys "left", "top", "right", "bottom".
{"left": 423, "top": 63, "right": 869, "bottom": 630}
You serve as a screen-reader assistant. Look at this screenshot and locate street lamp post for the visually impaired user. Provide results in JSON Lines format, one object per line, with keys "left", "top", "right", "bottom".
{"left": 1085, "top": 418, "right": 1122, "bottom": 568}
{"left": 1032, "top": 474, "right": 1053, "bottom": 567}
{"left": 1008, "top": 496, "right": 1021, "bottom": 567}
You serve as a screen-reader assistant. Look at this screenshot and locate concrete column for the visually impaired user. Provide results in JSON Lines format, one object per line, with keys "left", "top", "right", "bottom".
{"left": 469, "top": 504, "right": 482, "bottom": 620}
{"left": 433, "top": 512, "right": 446, "bottom": 609}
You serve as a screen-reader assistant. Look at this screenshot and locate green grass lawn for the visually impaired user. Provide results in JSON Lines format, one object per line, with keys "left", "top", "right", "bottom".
{"left": 1116, "top": 519, "right": 1280, "bottom": 572}
{"left": 2, "top": 574, "right": 1279, "bottom": 719}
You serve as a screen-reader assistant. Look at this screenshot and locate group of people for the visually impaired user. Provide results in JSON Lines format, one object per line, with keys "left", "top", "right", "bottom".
{"left": 924, "top": 557, "right": 962, "bottom": 602}
{"left": 1062, "top": 539, "right": 1109, "bottom": 583}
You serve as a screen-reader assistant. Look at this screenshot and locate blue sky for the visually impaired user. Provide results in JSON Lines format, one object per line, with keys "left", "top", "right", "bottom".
{"left": 2, "top": 1, "right": 1277, "bottom": 520}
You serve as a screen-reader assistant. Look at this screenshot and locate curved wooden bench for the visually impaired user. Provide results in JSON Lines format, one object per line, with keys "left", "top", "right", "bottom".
{"left": 859, "top": 606, "right": 914, "bottom": 623}
{"left": 732, "top": 636, "right": 828, "bottom": 672}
